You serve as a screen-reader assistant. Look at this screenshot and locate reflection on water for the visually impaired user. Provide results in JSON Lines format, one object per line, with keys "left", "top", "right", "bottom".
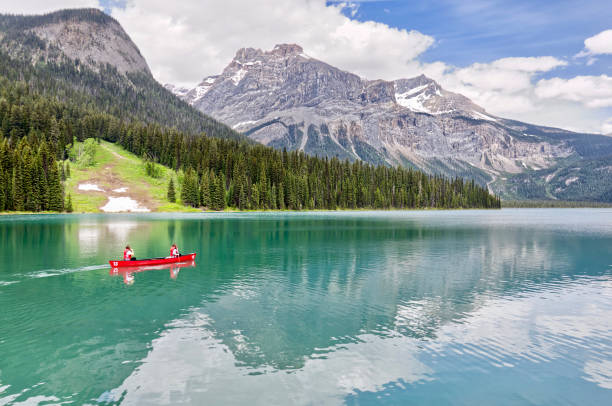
{"left": 109, "top": 261, "right": 196, "bottom": 285}
{"left": 0, "top": 210, "right": 611, "bottom": 405}
{"left": 103, "top": 276, "right": 612, "bottom": 405}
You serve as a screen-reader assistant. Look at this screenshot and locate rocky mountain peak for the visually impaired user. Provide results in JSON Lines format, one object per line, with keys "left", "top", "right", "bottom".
{"left": 233, "top": 47, "right": 262, "bottom": 63}
{"left": 168, "top": 44, "right": 584, "bottom": 180}
{"left": 270, "top": 43, "right": 304, "bottom": 57}
{"left": 0, "top": 8, "right": 151, "bottom": 76}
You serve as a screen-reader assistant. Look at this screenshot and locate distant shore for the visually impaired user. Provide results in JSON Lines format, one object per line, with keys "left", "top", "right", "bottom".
{"left": 501, "top": 200, "right": 612, "bottom": 208}
{"left": 2, "top": 204, "right": 611, "bottom": 216}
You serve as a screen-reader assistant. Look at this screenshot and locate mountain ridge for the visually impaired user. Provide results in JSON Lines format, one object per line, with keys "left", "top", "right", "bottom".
{"left": 167, "top": 43, "right": 612, "bottom": 201}
{"left": 0, "top": 8, "right": 151, "bottom": 76}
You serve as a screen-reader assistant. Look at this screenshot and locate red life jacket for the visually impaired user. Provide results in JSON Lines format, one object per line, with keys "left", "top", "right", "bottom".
{"left": 124, "top": 249, "right": 132, "bottom": 260}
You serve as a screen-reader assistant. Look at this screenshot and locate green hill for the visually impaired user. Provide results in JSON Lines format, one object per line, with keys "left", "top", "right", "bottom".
{"left": 65, "top": 140, "right": 196, "bottom": 213}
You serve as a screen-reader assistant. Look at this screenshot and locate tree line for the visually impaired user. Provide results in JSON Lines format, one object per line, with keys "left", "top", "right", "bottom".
{"left": 0, "top": 62, "right": 500, "bottom": 213}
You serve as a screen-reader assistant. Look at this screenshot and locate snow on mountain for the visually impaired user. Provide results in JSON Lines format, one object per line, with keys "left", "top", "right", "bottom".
{"left": 167, "top": 44, "right": 611, "bottom": 186}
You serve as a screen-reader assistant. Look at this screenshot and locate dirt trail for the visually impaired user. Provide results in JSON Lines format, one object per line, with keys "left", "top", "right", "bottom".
{"left": 76, "top": 144, "right": 156, "bottom": 212}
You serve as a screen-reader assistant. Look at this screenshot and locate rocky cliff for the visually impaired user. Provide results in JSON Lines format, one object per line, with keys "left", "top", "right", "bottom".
{"left": 168, "top": 44, "right": 605, "bottom": 187}
{"left": 0, "top": 8, "right": 150, "bottom": 75}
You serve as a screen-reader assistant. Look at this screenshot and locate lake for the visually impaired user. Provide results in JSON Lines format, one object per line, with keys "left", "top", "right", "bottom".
{"left": 0, "top": 209, "right": 611, "bottom": 405}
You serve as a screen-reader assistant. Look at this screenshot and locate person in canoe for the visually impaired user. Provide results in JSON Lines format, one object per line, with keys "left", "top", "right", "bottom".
{"left": 170, "top": 243, "right": 180, "bottom": 258}
{"left": 124, "top": 245, "right": 136, "bottom": 261}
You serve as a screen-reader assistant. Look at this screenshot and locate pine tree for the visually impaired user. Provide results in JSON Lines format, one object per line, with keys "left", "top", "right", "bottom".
{"left": 47, "top": 162, "right": 64, "bottom": 211}
{"left": 278, "top": 183, "right": 285, "bottom": 210}
{"left": 251, "top": 184, "right": 260, "bottom": 209}
{"left": 199, "top": 170, "right": 210, "bottom": 207}
{"left": 65, "top": 193, "right": 73, "bottom": 213}
{"left": 217, "top": 175, "right": 226, "bottom": 210}
{"left": 238, "top": 183, "right": 247, "bottom": 210}
{"left": 181, "top": 168, "right": 198, "bottom": 207}
{"left": 167, "top": 177, "right": 176, "bottom": 203}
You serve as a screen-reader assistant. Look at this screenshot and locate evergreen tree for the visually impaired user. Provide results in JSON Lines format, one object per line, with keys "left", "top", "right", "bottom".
{"left": 217, "top": 174, "right": 226, "bottom": 211}
{"left": 199, "top": 170, "right": 210, "bottom": 207}
{"left": 238, "top": 183, "right": 247, "bottom": 210}
{"left": 47, "top": 162, "right": 64, "bottom": 211}
{"left": 167, "top": 177, "right": 176, "bottom": 203}
{"left": 251, "top": 184, "right": 260, "bottom": 209}
{"left": 180, "top": 168, "right": 198, "bottom": 207}
{"left": 65, "top": 193, "right": 73, "bottom": 213}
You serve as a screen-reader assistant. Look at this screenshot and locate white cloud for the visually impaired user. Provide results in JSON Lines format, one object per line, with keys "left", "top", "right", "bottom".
{"left": 579, "top": 29, "right": 612, "bottom": 56}
{"left": 490, "top": 56, "right": 567, "bottom": 72}
{"left": 0, "top": 0, "right": 99, "bottom": 14}
{"left": 535, "top": 75, "right": 612, "bottom": 108}
{"left": 428, "top": 57, "right": 565, "bottom": 115}
{"left": 108, "top": 0, "right": 434, "bottom": 87}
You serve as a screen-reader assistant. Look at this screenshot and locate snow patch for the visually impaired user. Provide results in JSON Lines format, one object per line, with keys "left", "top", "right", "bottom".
{"left": 232, "top": 120, "right": 258, "bottom": 129}
{"left": 400, "top": 84, "right": 428, "bottom": 97}
{"left": 113, "top": 187, "right": 128, "bottom": 193}
{"left": 101, "top": 197, "right": 150, "bottom": 213}
{"left": 471, "top": 111, "right": 497, "bottom": 122}
{"left": 298, "top": 52, "right": 312, "bottom": 60}
{"left": 78, "top": 183, "right": 104, "bottom": 192}
{"left": 230, "top": 69, "right": 247, "bottom": 85}
{"left": 204, "top": 77, "right": 216, "bottom": 84}
{"left": 192, "top": 84, "right": 213, "bottom": 102}
{"left": 395, "top": 91, "right": 432, "bottom": 113}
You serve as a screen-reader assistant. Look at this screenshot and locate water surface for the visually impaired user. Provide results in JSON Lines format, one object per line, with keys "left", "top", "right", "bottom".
{"left": 0, "top": 209, "right": 611, "bottom": 405}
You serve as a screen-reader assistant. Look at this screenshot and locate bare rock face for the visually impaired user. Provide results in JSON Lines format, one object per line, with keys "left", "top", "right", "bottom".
{"left": 166, "top": 44, "right": 603, "bottom": 183}
{"left": 0, "top": 9, "right": 151, "bottom": 76}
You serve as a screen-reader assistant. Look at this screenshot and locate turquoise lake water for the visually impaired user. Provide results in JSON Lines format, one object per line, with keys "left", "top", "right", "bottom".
{"left": 0, "top": 209, "right": 611, "bottom": 405}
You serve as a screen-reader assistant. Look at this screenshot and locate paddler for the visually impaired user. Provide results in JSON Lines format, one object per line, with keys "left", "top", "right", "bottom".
{"left": 124, "top": 245, "right": 136, "bottom": 261}
{"left": 170, "top": 243, "right": 180, "bottom": 258}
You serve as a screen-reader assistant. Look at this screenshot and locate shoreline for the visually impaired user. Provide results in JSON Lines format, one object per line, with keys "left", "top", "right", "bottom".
{"left": 2, "top": 205, "right": 610, "bottom": 216}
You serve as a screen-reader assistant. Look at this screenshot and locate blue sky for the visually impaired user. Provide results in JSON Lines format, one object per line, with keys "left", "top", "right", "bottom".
{"left": 333, "top": 0, "right": 612, "bottom": 79}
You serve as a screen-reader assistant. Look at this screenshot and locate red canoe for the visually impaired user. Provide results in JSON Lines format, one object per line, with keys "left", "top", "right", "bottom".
{"left": 109, "top": 253, "right": 196, "bottom": 268}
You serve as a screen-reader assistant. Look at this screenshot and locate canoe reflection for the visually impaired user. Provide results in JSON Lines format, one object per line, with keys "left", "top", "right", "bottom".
{"left": 109, "top": 260, "right": 196, "bottom": 285}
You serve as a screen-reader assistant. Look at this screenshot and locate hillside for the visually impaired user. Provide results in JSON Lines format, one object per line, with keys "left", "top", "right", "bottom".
{"left": 65, "top": 140, "right": 196, "bottom": 213}
{"left": 0, "top": 9, "right": 244, "bottom": 141}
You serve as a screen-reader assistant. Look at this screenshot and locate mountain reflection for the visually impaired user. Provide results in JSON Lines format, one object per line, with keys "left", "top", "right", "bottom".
{"left": 194, "top": 216, "right": 602, "bottom": 370}
{"left": 0, "top": 211, "right": 610, "bottom": 405}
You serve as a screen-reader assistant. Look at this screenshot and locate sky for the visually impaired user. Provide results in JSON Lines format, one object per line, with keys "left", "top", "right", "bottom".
{"left": 2, "top": 0, "right": 612, "bottom": 134}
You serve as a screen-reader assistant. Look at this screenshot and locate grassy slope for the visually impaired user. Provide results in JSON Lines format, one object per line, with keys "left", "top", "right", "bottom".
{"left": 65, "top": 140, "right": 199, "bottom": 213}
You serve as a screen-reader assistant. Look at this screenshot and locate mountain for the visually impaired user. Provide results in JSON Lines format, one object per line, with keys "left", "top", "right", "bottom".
{"left": 169, "top": 44, "right": 612, "bottom": 201}
{"left": 0, "top": 8, "right": 243, "bottom": 140}
{"left": 0, "top": 8, "right": 150, "bottom": 75}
